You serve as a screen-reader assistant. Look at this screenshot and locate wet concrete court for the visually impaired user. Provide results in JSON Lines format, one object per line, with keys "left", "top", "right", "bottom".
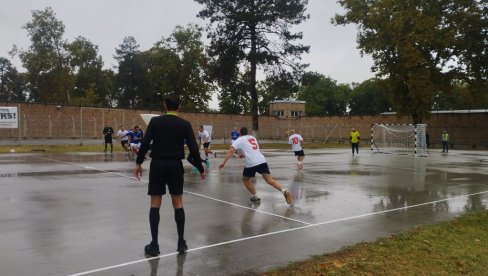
{"left": 1, "top": 148, "right": 487, "bottom": 275}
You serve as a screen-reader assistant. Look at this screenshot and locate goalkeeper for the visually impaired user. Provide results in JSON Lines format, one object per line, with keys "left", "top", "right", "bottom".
{"left": 350, "top": 128, "right": 360, "bottom": 156}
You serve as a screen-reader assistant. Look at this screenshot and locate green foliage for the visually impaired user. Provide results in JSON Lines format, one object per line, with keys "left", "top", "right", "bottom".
{"left": 67, "top": 36, "right": 112, "bottom": 106}
{"left": 333, "top": 0, "right": 487, "bottom": 123}
{"left": 141, "top": 25, "right": 212, "bottom": 112}
{"left": 218, "top": 70, "right": 252, "bottom": 114}
{"left": 0, "top": 57, "right": 26, "bottom": 101}
{"left": 19, "top": 7, "right": 73, "bottom": 104}
{"left": 297, "top": 72, "right": 350, "bottom": 116}
{"left": 195, "top": 0, "right": 310, "bottom": 131}
{"left": 349, "top": 79, "right": 392, "bottom": 115}
{"left": 114, "top": 36, "right": 150, "bottom": 108}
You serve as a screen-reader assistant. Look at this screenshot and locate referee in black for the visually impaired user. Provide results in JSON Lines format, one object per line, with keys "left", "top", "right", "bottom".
{"left": 135, "top": 94, "right": 206, "bottom": 256}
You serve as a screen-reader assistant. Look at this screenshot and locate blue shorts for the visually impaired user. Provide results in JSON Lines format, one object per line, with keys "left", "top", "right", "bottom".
{"left": 203, "top": 142, "right": 211, "bottom": 149}
{"left": 243, "top": 163, "right": 270, "bottom": 178}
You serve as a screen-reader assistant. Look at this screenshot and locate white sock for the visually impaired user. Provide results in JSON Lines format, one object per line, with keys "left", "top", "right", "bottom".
{"left": 281, "top": 189, "right": 286, "bottom": 194}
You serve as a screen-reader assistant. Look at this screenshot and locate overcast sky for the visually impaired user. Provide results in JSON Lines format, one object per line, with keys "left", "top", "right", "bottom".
{"left": 1, "top": 0, "right": 375, "bottom": 106}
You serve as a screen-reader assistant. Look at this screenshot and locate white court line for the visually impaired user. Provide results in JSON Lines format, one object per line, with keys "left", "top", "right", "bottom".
{"left": 32, "top": 155, "right": 311, "bottom": 225}
{"left": 67, "top": 189, "right": 488, "bottom": 276}
{"left": 30, "top": 155, "right": 488, "bottom": 275}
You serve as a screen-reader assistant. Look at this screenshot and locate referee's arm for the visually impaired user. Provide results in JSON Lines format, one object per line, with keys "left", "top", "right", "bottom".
{"left": 185, "top": 125, "right": 205, "bottom": 173}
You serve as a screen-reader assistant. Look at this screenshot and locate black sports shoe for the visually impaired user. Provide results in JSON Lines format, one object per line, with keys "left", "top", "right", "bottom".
{"left": 250, "top": 195, "right": 261, "bottom": 203}
{"left": 177, "top": 240, "right": 188, "bottom": 254}
{"left": 144, "top": 242, "right": 160, "bottom": 256}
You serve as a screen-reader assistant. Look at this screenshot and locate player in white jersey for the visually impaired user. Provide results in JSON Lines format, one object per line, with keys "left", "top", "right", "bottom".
{"left": 198, "top": 125, "right": 217, "bottom": 160}
{"left": 219, "top": 127, "right": 293, "bottom": 204}
{"left": 288, "top": 129, "right": 305, "bottom": 169}
{"left": 116, "top": 126, "right": 129, "bottom": 151}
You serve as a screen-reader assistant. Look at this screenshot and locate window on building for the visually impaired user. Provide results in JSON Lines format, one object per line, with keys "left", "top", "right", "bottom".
{"left": 291, "top": 111, "right": 302, "bottom": 117}
{"left": 273, "top": 110, "right": 284, "bottom": 117}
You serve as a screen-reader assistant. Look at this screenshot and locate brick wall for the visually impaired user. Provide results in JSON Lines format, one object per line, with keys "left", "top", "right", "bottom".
{"left": 1, "top": 102, "right": 487, "bottom": 149}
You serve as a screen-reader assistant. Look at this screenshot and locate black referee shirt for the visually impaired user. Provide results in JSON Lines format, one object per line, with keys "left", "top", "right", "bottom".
{"left": 136, "top": 114, "right": 204, "bottom": 173}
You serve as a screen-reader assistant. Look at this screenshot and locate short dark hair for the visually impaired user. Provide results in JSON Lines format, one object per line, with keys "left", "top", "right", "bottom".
{"left": 165, "top": 94, "right": 181, "bottom": 111}
{"left": 240, "top": 127, "right": 248, "bottom": 135}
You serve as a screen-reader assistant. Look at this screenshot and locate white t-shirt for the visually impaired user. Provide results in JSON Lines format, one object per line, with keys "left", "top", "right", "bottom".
{"left": 231, "top": 135, "right": 266, "bottom": 168}
{"left": 117, "top": 129, "right": 128, "bottom": 141}
{"left": 288, "top": 134, "right": 303, "bottom": 151}
{"left": 199, "top": 130, "right": 211, "bottom": 143}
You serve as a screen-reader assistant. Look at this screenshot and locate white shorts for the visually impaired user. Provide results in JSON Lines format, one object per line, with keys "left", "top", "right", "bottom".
{"left": 130, "top": 143, "right": 141, "bottom": 149}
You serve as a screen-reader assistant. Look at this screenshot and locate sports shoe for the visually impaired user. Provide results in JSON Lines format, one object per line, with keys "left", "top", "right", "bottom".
{"left": 284, "top": 190, "right": 293, "bottom": 205}
{"left": 177, "top": 240, "right": 188, "bottom": 254}
{"left": 144, "top": 242, "right": 160, "bottom": 256}
{"left": 213, "top": 152, "right": 217, "bottom": 158}
{"left": 250, "top": 195, "right": 261, "bottom": 203}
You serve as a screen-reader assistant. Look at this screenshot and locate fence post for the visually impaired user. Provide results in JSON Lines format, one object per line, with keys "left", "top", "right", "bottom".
{"left": 48, "top": 115, "right": 52, "bottom": 138}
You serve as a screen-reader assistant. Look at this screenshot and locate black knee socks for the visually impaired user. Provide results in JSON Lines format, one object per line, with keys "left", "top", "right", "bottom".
{"left": 149, "top": 207, "right": 160, "bottom": 244}
{"left": 174, "top": 208, "right": 185, "bottom": 242}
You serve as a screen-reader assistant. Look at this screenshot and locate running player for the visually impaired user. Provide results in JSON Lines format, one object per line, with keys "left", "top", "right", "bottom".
{"left": 198, "top": 125, "right": 216, "bottom": 160}
{"left": 218, "top": 127, "right": 293, "bottom": 205}
{"left": 288, "top": 129, "right": 305, "bottom": 169}
{"left": 116, "top": 125, "right": 129, "bottom": 151}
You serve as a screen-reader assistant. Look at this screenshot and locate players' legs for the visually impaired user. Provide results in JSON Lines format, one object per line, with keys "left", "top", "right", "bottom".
{"left": 146, "top": 195, "right": 162, "bottom": 255}
{"left": 203, "top": 143, "right": 215, "bottom": 158}
{"left": 242, "top": 176, "right": 257, "bottom": 195}
{"left": 262, "top": 173, "right": 284, "bottom": 191}
{"left": 171, "top": 194, "right": 187, "bottom": 253}
{"left": 262, "top": 173, "right": 293, "bottom": 204}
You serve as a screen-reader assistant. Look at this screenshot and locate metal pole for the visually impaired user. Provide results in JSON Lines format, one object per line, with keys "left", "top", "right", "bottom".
{"left": 80, "top": 107, "right": 83, "bottom": 145}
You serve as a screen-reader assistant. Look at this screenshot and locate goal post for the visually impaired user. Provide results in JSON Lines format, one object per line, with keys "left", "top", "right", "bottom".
{"left": 371, "top": 123, "right": 428, "bottom": 156}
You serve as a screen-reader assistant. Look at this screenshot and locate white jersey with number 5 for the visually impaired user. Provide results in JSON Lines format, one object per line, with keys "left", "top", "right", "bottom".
{"left": 231, "top": 135, "right": 266, "bottom": 168}
{"left": 288, "top": 134, "right": 303, "bottom": 151}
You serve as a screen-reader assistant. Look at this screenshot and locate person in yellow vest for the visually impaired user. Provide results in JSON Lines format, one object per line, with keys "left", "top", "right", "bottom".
{"left": 350, "top": 128, "right": 360, "bottom": 156}
{"left": 441, "top": 130, "right": 449, "bottom": 153}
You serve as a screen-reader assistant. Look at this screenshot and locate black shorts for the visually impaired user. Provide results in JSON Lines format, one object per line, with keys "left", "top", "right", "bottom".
{"left": 121, "top": 140, "right": 128, "bottom": 146}
{"left": 294, "top": 150, "right": 305, "bottom": 157}
{"left": 104, "top": 136, "right": 113, "bottom": 144}
{"left": 148, "top": 159, "right": 184, "bottom": 195}
{"left": 203, "top": 142, "right": 211, "bottom": 149}
{"left": 243, "top": 163, "right": 271, "bottom": 178}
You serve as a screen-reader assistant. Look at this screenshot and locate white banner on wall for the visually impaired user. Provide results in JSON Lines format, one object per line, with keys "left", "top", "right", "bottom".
{"left": 0, "top": 107, "right": 18, "bottom": 128}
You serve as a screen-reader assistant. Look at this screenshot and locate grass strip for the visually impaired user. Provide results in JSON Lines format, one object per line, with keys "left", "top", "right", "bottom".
{"left": 263, "top": 210, "right": 488, "bottom": 275}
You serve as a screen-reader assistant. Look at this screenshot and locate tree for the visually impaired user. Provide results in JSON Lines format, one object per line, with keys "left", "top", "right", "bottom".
{"left": 140, "top": 25, "right": 212, "bottom": 112}
{"left": 0, "top": 57, "right": 26, "bottom": 102}
{"left": 455, "top": 1, "right": 488, "bottom": 107}
{"left": 19, "top": 7, "right": 72, "bottom": 104}
{"left": 333, "top": 0, "right": 481, "bottom": 123}
{"left": 195, "top": 0, "right": 310, "bottom": 135}
{"left": 218, "top": 70, "right": 252, "bottom": 114}
{"left": 67, "top": 36, "right": 105, "bottom": 105}
{"left": 348, "top": 79, "right": 392, "bottom": 115}
{"left": 114, "top": 36, "right": 149, "bottom": 108}
{"left": 297, "top": 73, "right": 350, "bottom": 116}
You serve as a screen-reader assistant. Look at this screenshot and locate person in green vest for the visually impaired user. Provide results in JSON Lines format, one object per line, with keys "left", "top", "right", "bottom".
{"left": 350, "top": 127, "right": 360, "bottom": 157}
{"left": 441, "top": 130, "right": 449, "bottom": 153}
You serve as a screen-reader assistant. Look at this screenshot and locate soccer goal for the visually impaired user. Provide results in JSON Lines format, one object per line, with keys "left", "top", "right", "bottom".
{"left": 371, "top": 123, "right": 428, "bottom": 156}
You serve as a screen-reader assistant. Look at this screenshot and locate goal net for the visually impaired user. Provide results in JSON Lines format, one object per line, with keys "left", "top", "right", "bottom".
{"left": 371, "top": 124, "right": 428, "bottom": 156}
